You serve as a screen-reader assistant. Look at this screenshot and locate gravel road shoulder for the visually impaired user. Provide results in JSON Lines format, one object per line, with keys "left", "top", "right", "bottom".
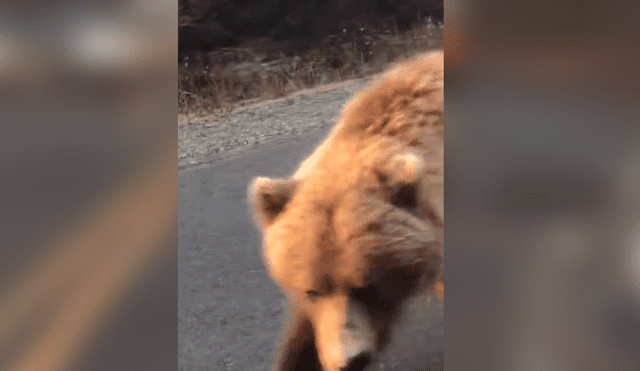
{"left": 178, "top": 77, "right": 374, "bottom": 170}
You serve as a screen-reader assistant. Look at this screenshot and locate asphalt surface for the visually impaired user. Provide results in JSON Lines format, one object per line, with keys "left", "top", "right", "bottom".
{"left": 178, "top": 80, "right": 444, "bottom": 371}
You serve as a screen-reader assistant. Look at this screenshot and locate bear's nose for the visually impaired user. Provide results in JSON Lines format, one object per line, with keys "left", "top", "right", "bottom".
{"left": 341, "top": 352, "right": 372, "bottom": 371}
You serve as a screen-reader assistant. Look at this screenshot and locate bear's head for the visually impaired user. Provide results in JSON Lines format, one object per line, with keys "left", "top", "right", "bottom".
{"left": 250, "top": 147, "right": 442, "bottom": 371}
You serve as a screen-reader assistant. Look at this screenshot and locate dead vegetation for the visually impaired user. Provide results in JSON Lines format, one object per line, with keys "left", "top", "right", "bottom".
{"left": 178, "top": 18, "right": 443, "bottom": 124}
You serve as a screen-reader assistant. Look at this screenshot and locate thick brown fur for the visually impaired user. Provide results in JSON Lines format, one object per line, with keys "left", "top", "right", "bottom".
{"left": 249, "top": 50, "right": 444, "bottom": 371}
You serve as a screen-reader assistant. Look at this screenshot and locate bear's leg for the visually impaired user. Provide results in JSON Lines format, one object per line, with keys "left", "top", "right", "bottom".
{"left": 272, "top": 307, "right": 323, "bottom": 371}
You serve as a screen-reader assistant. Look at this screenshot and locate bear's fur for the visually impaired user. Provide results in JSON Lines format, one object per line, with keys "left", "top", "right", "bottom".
{"left": 249, "top": 50, "right": 444, "bottom": 371}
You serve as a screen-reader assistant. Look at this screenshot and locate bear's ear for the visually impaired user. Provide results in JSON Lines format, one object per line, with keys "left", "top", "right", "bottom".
{"left": 389, "top": 153, "right": 427, "bottom": 185}
{"left": 375, "top": 153, "right": 443, "bottom": 227}
{"left": 249, "top": 177, "right": 300, "bottom": 229}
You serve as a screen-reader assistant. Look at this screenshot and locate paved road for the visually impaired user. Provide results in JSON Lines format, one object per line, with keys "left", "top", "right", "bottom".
{"left": 178, "top": 103, "right": 443, "bottom": 371}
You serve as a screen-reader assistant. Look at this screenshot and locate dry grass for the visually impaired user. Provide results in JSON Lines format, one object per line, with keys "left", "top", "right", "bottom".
{"left": 178, "top": 18, "right": 443, "bottom": 124}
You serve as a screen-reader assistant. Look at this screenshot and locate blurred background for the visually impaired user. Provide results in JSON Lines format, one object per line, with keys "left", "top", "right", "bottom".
{"left": 0, "top": 0, "right": 177, "bottom": 370}
{"left": 2, "top": 0, "right": 640, "bottom": 370}
{"left": 446, "top": 0, "right": 640, "bottom": 370}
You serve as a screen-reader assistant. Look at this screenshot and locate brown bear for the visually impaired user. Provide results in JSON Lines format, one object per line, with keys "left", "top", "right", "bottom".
{"left": 249, "top": 50, "right": 444, "bottom": 371}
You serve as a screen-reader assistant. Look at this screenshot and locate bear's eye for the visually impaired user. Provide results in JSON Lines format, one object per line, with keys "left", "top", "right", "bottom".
{"left": 390, "top": 184, "right": 418, "bottom": 208}
{"left": 306, "top": 290, "right": 321, "bottom": 299}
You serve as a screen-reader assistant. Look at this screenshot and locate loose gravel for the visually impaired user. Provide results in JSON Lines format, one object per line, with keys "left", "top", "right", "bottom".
{"left": 178, "top": 77, "right": 374, "bottom": 169}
